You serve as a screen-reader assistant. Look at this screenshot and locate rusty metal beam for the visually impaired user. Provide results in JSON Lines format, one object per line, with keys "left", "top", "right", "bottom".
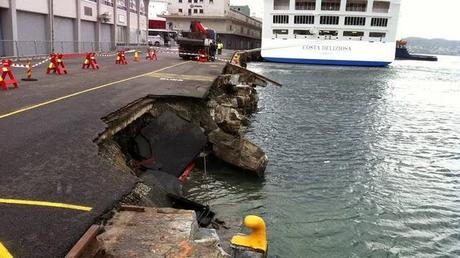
{"left": 65, "top": 225, "right": 101, "bottom": 258}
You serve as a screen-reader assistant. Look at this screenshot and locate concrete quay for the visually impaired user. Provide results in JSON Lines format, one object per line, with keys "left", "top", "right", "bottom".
{"left": 0, "top": 51, "right": 231, "bottom": 257}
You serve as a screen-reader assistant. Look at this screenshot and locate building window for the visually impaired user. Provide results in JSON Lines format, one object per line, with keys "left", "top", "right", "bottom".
{"left": 295, "top": 0, "right": 315, "bottom": 10}
{"left": 320, "top": 16, "right": 339, "bottom": 25}
{"left": 193, "top": 9, "right": 197, "bottom": 13}
{"left": 273, "top": 29, "right": 288, "bottom": 35}
{"left": 343, "top": 31, "right": 364, "bottom": 37}
{"left": 139, "top": 1, "right": 146, "bottom": 14}
{"left": 373, "top": 1, "right": 390, "bottom": 13}
{"left": 294, "top": 30, "right": 313, "bottom": 35}
{"left": 129, "top": 0, "right": 137, "bottom": 12}
{"left": 199, "top": 9, "right": 203, "bottom": 13}
{"left": 319, "top": 30, "right": 338, "bottom": 36}
{"left": 294, "top": 15, "right": 314, "bottom": 24}
{"left": 273, "top": 15, "right": 289, "bottom": 24}
{"left": 179, "top": 8, "right": 183, "bottom": 13}
{"left": 274, "top": 0, "right": 290, "bottom": 10}
{"left": 344, "top": 16, "right": 366, "bottom": 26}
{"left": 194, "top": 0, "right": 197, "bottom": 3}
{"left": 103, "top": 0, "right": 114, "bottom": 6}
{"left": 371, "top": 18, "right": 388, "bottom": 27}
{"left": 84, "top": 6, "right": 93, "bottom": 16}
{"left": 117, "top": 0, "right": 127, "bottom": 10}
{"left": 188, "top": 9, "right": 191, "bottom": 15}
{"left": 117, "top": 26, "right": 127, "bottom": 42}
{"left": 369, "top": 32, "right": 386, "bottom": 38}
{"left": 346, "top": 0, "right": 367, "bottom": 12}
{"left": 179, "top": 0, "right": 182, "bottom": 2}
{"left": 321, "top": 0, "right": 341, "bottom": 11}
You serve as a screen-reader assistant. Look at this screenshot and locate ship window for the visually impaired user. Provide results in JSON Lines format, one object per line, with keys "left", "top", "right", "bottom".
{"left": 371, "top": 18, "right": 388, "bottom": 27}
{"left": 294, "top": 30, "right": 313, "bottom": 35}
{"left": 320, "top": 16, "right": 339, "bottom": 25}
{"left": 344, "top": 16, "right": 366, "bottom": 26}
{"left": 273, "top": 29, "right": 289, "bottom": 35}
{"left": 294, "top": 15, "right": 314, "bottom": 24}
{"left": 319, "top": 30, "right": 338, "bottom": 36}
{"left": 321, "top": 0, "right": 341, "bottom": 11}
{"left": 295, "top": 0, "right": 316, "bottom": 10}
{"left": 273, "top": 15, "right": 289, "bottom": 24}
{"left": 373, "top": 1, "right": 390, "bottom": 13}
{"left": 274, "top": 0, "right": 290, "bottom": 10}
{"left": 343, "top": 31, "right": 364, "bottom": 37}
{"left": 346, "top": 0, "right": 367, "bottom": 12}
{"left": 369, "top": 32, "right": 386, "bottom": 38}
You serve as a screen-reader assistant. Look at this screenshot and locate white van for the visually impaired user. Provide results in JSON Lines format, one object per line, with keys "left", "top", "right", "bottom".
{"left": 148, "top": 35, "right": 164, "bottom": 47}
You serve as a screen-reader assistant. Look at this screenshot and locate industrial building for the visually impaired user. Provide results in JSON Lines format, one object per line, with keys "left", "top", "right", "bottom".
{"left": 160, "top": 0, "right": 262, "bottom": 50}
{"left": 0, "top": 0, "right": 149, "bottom": 57}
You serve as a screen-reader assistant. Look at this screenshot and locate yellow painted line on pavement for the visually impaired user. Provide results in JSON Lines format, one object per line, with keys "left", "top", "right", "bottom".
{"left": 0, "top": 61, "right": 191, "bottom": 120}
{"left": 148, "top": 72, "right": 215, "bottom": 82}
{"left": 0, "top": 198, "right": 92, "bottom": 212}
{"left": 0, "top": 242, "right": 13, "bottom": 258}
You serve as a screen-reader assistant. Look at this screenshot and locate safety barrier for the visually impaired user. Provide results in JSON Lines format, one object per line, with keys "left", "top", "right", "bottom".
{"left": 146, "top": 49, "right": 157, "bottom": 61}
{"left": 82, "top": 52, "right": 99, "bottom": 70}
{"left": 47, "top": 53, "right": 68, "bottom": 75}
{"left": 115, "top": 51, "right": 128, "bottom": 64}
{"left": 0, "top": 60, "right": 19, "bottom": 91}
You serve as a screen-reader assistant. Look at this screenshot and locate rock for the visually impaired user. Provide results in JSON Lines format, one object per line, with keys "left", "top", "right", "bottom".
{"left": 212, "top": 105, "right": 251, "bottom": 136}
{"left": 96, "top": 208, "right": 229, "bottom": 258}
{"left": 208, "top": 129, "right": 268, "bottom": 177}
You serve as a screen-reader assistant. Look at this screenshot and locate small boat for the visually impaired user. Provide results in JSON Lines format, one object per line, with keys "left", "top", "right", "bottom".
{"left": 395, "top": 40, "right": 438, "bottom": 61}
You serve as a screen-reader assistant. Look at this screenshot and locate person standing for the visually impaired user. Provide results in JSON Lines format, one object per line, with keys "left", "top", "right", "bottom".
{"left": 209, "top": 42, "right": 217, "bottom": 61}
{"left": 217, "top": 42, "right": 224, "bottom": 55}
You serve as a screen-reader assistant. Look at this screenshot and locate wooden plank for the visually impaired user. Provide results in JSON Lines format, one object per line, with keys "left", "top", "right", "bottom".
{"left": 65, "top": 225, "right": 101, "bottom": 258}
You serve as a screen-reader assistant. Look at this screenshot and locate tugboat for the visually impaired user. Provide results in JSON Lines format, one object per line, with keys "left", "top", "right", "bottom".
{"left": 395, "top": 40, "right": 438, "bottom": 61}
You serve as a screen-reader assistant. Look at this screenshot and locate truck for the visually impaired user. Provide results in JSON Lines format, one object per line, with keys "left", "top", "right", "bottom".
{"left": 177, "top": 21, "right": 216, "bottom": 60}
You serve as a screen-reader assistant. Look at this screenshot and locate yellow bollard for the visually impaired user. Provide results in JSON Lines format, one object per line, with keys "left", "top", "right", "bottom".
{"left": 231, "top": 215, "right": 267, "bottom": 253}
{"left": 134, "top": 50, "right": 140, "bottom": 62}
{"left": 22, "top": 59, "right": 38, "bottom": 81}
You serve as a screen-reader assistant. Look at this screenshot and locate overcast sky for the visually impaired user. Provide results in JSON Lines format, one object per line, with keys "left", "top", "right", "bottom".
{"left": 229, "top": 0, "right": 460, "bottom": 40}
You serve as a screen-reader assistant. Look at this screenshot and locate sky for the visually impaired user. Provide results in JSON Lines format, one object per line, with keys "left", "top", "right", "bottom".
{"left": 151, "top": 0, "right": 460, "bottom": 40}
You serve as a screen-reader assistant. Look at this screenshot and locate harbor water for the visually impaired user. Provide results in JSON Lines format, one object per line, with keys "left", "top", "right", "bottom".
{"left": 185, "top": 56, "right": 460, "bottom": 257}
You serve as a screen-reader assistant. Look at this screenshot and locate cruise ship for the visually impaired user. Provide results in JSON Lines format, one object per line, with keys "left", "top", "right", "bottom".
{"left": 261, "top": 0, "right": 401, "bottom": 66}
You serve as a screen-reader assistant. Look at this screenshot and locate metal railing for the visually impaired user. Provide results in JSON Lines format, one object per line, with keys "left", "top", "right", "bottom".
{"left": 0, "top": 40, "right": 150, "bottom": 58}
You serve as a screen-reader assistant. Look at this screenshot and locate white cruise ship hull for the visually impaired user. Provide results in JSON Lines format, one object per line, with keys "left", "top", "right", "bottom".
{"left": 261, "top": 38, "right": 396, "bottom": 67}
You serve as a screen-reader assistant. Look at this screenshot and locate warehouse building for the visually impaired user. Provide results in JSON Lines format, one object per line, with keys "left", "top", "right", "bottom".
{"left": 0, "top": 0, "right": 149, "bottom": 57}
{"left": 160, "top": 0, "right": 261, "bottom": 50}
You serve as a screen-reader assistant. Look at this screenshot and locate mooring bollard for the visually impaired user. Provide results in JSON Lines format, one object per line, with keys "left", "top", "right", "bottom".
{"left": 231, "top": 215, "right": 267, "bottom": 258}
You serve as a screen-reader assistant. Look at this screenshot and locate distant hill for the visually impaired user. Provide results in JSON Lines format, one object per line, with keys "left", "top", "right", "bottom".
{"left": 402, "top": 37, "right": 460, "bottom": 56}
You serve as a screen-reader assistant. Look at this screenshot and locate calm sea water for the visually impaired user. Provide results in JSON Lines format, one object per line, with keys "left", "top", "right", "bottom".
{"left": 185, "top": 56, "right": 460, "bottom": 257}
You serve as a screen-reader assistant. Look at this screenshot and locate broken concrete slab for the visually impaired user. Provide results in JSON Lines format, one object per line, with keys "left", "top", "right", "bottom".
{"left": 208, "top": 129, "right": 268, "bottom": 177}
{"left": 96, "top": 208, "right": 229, "bottom": 258}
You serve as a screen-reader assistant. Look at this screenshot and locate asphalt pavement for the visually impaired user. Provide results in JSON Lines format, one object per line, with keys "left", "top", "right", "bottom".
{"left": 0, "top": 50, "right": 228, "bottom": 257}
